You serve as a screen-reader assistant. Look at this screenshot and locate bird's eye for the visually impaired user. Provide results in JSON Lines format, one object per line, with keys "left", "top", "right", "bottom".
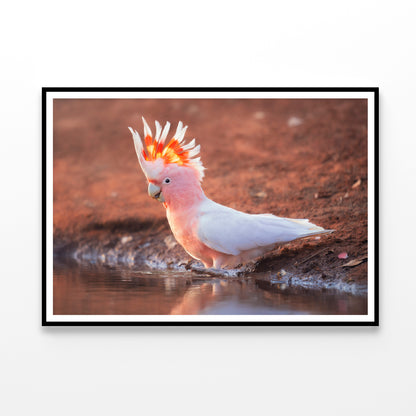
{"left": 163, "top": 178, "right": 171, "bottom": 184}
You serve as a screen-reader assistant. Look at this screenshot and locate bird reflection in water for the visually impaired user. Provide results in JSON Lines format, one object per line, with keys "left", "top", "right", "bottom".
{"left": 53, "top": 260, "right": 367, "bottom": 316}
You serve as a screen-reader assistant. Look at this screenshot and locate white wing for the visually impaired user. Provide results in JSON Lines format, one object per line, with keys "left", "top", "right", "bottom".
{"left": 197, "top": 198, "right": 330, "bottom": 256}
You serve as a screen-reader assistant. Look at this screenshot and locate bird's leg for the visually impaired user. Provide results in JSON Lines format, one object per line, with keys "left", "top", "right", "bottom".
{"left": 212, "top": 256, "right": 226, "bottom": 269}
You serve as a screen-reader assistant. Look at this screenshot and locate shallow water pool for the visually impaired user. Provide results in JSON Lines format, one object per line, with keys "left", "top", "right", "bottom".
{"left": 53, "top": 259, "right": 367, "bottom": 316}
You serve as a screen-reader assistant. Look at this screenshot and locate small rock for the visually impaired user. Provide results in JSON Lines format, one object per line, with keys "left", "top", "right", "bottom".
{"left": 164, "top": 235, "right": 177, "bottom": 250}
{"left": 187, "top": 104, "right": 199, "bottom": 114}
{"left": 287, "top": 116, "right": 303, "bottom": 127}
{"left": 253, "top": 111, "right": 265, "bottom": 120}
{"left": 121, "top": 236, "right": 133, "bottom": 245}
{"left": 249, "top": 189, "right": 267, "bottom": 198}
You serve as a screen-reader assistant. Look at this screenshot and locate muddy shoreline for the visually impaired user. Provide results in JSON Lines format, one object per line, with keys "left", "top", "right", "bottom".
{"left": 54, "top": 217, "right": 367, "bottom": 295}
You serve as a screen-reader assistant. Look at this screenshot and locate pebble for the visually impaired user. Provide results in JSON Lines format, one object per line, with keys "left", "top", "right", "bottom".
{"left": 253, "top": 111, "right": 265, "bottom": 119}
{"left": 287, "top": 116, "right": 303, "bottom": 127}
{"left": 164, "top": 235, "right": 177, "bottom": 250}
{"left": 121, "top": 236, "right": 133, "bottom": 244}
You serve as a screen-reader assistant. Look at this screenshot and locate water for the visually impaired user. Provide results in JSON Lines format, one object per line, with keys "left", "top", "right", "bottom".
{"left": 53, "top": 260, "right": 367, "bottom": 315}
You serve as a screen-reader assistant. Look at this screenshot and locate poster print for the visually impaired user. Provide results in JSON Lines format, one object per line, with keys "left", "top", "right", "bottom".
{"left": 43, "top": 88, "right": 378, "bottom": 325}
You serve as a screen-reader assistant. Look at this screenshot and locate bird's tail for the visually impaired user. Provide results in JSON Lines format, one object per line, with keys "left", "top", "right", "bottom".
{"left": 286, "top": 218, "right": 335, "bottom": 238}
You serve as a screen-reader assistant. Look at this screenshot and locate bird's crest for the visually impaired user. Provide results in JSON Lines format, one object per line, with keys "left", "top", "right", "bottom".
{"left": 129, "top": 117, "right": 205, "bottom": 181}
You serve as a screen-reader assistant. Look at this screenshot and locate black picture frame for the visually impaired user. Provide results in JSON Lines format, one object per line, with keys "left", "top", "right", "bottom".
{"left": 43, "top": 87, "right": 379, "bottom": 326}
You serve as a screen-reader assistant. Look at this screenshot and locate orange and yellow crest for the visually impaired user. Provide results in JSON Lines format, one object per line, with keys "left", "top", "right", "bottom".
{"left": 129, "top": 117, "right": 205, "bottom": 181}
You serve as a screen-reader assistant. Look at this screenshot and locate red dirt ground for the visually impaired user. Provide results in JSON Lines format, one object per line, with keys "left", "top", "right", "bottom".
{"left": 53, "top": 98, "right": 368, "bottom": 287}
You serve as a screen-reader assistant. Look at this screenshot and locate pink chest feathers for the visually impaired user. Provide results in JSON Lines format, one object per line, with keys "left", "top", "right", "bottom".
{"left": 166, "top": 206, "right": 217, "bottom": 265}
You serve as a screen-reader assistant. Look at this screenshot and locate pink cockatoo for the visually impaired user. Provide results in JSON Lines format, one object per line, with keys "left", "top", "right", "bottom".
{"left": 129, "top": 118, "right": 332, "bottom": 269}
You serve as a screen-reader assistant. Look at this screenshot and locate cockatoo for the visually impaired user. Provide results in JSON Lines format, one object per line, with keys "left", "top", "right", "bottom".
{"left": 129, "top": 118, "right": 332, "bottom": 269}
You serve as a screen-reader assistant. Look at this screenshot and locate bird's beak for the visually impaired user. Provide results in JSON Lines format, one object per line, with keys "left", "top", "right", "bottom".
{"left": 148, "top": 183, "right": 165, "bottom": 202}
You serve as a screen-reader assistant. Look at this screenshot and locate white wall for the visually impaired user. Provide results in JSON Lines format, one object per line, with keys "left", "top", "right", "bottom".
{"left": 1, "top": 1, "right": 415, "bottom": 415}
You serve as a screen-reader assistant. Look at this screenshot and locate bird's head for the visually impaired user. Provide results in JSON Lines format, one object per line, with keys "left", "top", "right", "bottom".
{"left": 129, "top": 117, "right": 205, "bottom": 206}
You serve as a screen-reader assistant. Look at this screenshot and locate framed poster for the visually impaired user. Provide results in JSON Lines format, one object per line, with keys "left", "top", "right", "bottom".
{"left": 43, "top": 88, "right": 378, "bottom": 325}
